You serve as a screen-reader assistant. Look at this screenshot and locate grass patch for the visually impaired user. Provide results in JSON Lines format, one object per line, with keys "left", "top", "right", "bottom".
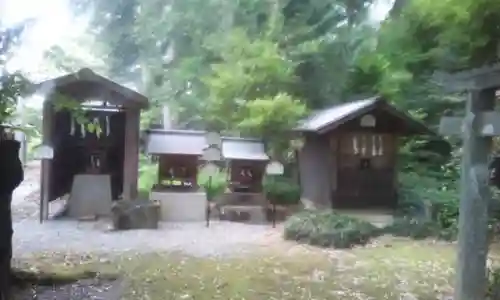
{"left": 13, "top": 238, "right": 463, "bottom": 300}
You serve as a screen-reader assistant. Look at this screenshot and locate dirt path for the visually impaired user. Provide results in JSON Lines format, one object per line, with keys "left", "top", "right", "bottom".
{"left": 12, "top": 161, "right": 42, "bottom": 220}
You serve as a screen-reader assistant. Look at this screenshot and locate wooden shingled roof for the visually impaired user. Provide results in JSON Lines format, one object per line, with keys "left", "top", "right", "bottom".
{"left": 295, "top": 96, "right": 435, "bottom": 135}
{"left": 144, "top": 129, "right": 269, "bottom": 161}
{"left": 33, "top": 68, "right": 149, "bottom": 109}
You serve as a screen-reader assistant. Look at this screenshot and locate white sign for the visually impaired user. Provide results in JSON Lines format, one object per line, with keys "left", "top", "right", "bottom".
{"left": 202, "top": 146, "right": 222, "bottom": 161}
{"left": 205, "top": 131, "right": 222, "bottom": 148}
{"left": 290, "top": 137, "right": 305, "bottom": 150}
{"left": 266, "top": 161, "right": 284, "bottom": 175}
{"left": 35, "top": 145, "right": 54, "bottom": 160}
{"left": 360, "top": 114, "right": 376, "bottom": 127}
{"left": 200, "top": 162, "right": 219, "bottom": 176}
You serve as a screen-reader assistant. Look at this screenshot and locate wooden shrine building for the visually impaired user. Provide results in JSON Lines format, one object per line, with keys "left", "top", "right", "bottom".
{"left": 146, "top": 129, "right": 206, "bottom": 192}
{"left": 294, "top": 96, "right": 434, "bottom": 210}
{"left": 145, "top": 129, "right": 269, "bottom": 214}
{"left": 35, "top": 68, "right": 148, "bottom": 219}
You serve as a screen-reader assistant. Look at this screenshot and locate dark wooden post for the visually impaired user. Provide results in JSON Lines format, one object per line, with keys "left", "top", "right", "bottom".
{"left": 39, "top": 100, "right": 53, "bottom": 223}
{"left": 440, "top": 88, "right": 497, "bottom": 300}
{"left": 122, "top": 109, "right": 140, "bottom": 200}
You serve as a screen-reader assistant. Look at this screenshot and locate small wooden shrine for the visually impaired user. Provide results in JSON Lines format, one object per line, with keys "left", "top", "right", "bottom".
{"left": 35, "top": 68, "right": 148, "bottom": 219}
{"left": 144, "top": 129, "right": 269, "bottom": 221}
{"left": 221, "top": 137, "right": 269, "bottom": 205}
{"left": 294, "top": 96, "right": 434, "bottom": 210}
{"left": 147, "top": 130, "right": 205, "bottom": 191}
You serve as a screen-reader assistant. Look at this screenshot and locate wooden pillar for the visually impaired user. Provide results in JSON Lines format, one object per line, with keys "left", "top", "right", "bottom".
{"left": 40, "top": 101, "right": 53, "bottom": 223}
{"left": 440, "top": 88, "right": 497, "bottom": 300}
{"left": 122, "top": 109, "right": 139, "bottom": 200}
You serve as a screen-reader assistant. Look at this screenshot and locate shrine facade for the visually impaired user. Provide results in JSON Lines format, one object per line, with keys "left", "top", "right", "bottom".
{"left": 294, "top": 96, "right": 434, "bottom": 210}
{"left": 145, "top": 129, "right": 269, "bottom": 221}
{"left": 35, "top": 68, "right": 148, "bottom": 220}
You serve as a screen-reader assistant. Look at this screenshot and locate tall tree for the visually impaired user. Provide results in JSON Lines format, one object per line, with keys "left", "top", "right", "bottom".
{"left": 70, "top": 0, "right": 141, "bottom": 83}
{"left": 0, "top": 21, "right": 30, "bottom": 300}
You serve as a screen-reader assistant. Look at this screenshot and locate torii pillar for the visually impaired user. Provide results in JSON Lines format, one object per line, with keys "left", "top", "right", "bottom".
{"left": 438, "top": 64, "right": 500, "bottom": 300}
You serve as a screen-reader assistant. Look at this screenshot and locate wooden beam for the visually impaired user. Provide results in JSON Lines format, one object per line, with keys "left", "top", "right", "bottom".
{"left": 439, "top": 111, "right": 500, "bottom": 136}
{"left": 433, "top": 64, "right": 500, "bottom": 92}
{"left": 454, "top": 89, "right": 494, "bottom": 300}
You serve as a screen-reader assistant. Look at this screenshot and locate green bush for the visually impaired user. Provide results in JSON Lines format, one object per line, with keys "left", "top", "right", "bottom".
{"left": 488, "top": 267, "right": 500, "bottom": 299}
{"left": 138, "top": 156, "right": 158, "bottom": 193}
{"left": 263, "top": 175, "right": 301, "bottom": 206}
{"left": 383, "top": 217, "right": 458, "bottom": 241}
{"left": 432, "top": 199, "right": 459, "bottom": 230}
{"left": 197, "top": 167, "right": 228, "bottom": 201}
{"left": 283, "top": 210, "right": 381, "bottom": 249}
{"left": 398, "top": 172, "right": 458, "bottom": 219}
{"left": 397, "top": 172, "right": 461, "bottom": 239}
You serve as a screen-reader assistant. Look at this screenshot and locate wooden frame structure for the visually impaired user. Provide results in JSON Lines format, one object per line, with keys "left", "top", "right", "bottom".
{"left": 34, "top": 68, "right": 148, "bottom": 220}
{"left": 221, "top": 137, "right": 269, "bottom": 206}
{"left": 294, "top": 96, "right": 435, "bottom": 210}
{"left": 437, "top": 64, "right": 500, "bottom": 300}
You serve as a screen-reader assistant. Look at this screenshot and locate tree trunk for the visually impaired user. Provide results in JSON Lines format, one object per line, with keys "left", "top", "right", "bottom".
{"left": 0, "top": 195, "right": 12, "bottom": 300}
{"left": 0, "top": 138, "right": 25, "bottom": 300}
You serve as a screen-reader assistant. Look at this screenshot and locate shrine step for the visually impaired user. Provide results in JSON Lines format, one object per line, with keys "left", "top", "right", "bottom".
{"left": 219, "top": 205, "right": 266, "bottom": 224}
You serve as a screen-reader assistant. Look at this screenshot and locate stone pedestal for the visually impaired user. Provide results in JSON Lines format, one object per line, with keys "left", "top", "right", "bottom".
{"left": 111, "top": 200, "right": 160, "bottom": 230}
{"left": 68, "top": 174, "right": 112, "bottom": 218}
{"left": 150, "top": 191, "right": 206, "bottom": 222}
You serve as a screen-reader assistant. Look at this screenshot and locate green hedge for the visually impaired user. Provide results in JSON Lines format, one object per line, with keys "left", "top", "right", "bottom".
{"left": 383, "top": 217, "right": 458, "bottom": 241}
{"left": 263, "top": 175, "right": 301, "bottom": 206}
{"left": 197, "top": 167, "right": 228, "bottom": 201}
{"left": 283, "top": 210, "right": 461, "bottom": 249}
{"left": 283, "top": 210, "right": 381, "bottom": 249}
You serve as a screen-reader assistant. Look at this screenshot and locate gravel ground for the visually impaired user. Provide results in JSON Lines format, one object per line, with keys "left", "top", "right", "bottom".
{"left": 10, "top": 162, "right": 280, "bottom": 299}
{"left": 13, "top": 219, "right": 273, "bottom": 257}
{"left": 11, "top": 161, "right": 277, "bottom": 258}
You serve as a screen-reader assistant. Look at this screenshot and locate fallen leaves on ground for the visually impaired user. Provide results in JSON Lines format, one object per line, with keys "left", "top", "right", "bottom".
{"left": 13, "top": 237, "right": 497, "bottom": 300}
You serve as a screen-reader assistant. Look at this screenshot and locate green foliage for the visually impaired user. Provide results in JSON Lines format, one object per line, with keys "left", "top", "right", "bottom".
{"left": 138, "top": 156, "right": 158, "bottom": 193}
{"left": 51, "top": 93, "right": 101, "bottom": 133}
{"left": 384, "top": 218, "right": 458, "bottom": 241}
{"left": 488, "top": 267, "right": 500, "bottom": 299}
{"left": 0, "top": 24, "right": 31, "bottom": 124}
{"left": 283, "top": 210, "right": 381, "bottom": 249}
{"left": 203, "top": 28, "right": 307, "bottom": 159}
{"left": 397, "top": 172, "right": 458, "bottom": 217}
{"left": 197, "top": 167, "right": 228, "bottom": 201}
{"left": 263, "top": 175, "right": 301, "bottom": 206}
{"left": 0, "top": 73, "right": 28, "bottom": 123}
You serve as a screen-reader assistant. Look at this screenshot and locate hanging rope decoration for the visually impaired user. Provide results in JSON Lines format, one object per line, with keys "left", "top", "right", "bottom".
{"left": 80, "top": 123, "right": 86, "bottom": 138}
{"left": 378, "top": 135, "right": 383, "bottom": 156}
{"left": 70, "top": 116, "right": 76, "bottom": 135}
{"left": 69, "top": 112, "right": 113, "bottom": 138}
{"left": 105, "top": 115, "right": 110, "bottom": 136}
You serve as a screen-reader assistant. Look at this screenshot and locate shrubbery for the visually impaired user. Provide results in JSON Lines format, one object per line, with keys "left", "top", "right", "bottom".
{"left": 283, "top": 210, "right": 462, "bottom": 249}
{"left": 396, "top": 172, "right": 460, "bottom": 240}
{"left": 488, "top": 267, "right": 500, "bottom": 299}
{"left": 263, "top": 175, "right": 301, "bottom": 206}
{"left": 383, "top": 217, "right": 458, "bottom": 241}
{"left": 283, "top": 210, "right": 381, "bottom": 248}
{"left": 197, "top": 167, "right": 228, "bottom": 201}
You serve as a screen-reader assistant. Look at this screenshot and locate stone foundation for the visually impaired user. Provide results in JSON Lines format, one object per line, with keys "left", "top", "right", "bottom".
{"left": 111, "top": 200, "right": 160, "bottom": 230}
{"left": 150, "top": 191, "right": 206, "bottom": 222}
